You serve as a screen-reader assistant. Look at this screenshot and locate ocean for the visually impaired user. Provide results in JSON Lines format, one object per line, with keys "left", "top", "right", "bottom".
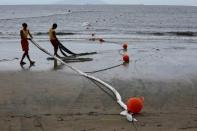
{"left": 0, "top": 5, "right": 197, "bottom": 73}
{"left": 1, "top": 5, "right": 197, "bottom": 41}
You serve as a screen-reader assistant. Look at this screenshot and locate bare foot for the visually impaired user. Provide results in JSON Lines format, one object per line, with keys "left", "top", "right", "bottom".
{"left": 20, "top": 61, "right": 26, "bottom": 65}
{"left": 30, "top": 61, "right": 35, "bottom": 65}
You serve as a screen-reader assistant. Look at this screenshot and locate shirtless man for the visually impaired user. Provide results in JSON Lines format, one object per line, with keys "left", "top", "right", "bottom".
{"left": 20, "top": 23, "right": 35, "bottom": 65}
{"left": 49, "top": 23, "right": 60, "bottom": 57}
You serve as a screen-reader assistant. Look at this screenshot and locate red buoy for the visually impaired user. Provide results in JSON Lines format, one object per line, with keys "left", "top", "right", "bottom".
{"left": 123, "top": 43, "right": 128, "bottom": 50}
{"left": 123, "top": 54, "right": 129, "bottom": 63}
{"left": 127, "top": 97, "right": 144, "bottom": 114}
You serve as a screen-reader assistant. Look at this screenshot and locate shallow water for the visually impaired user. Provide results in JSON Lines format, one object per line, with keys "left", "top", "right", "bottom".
{"left": 0, "top": 38, "right": 197, "bottom": 84}
{"left": 1, "top": 5, "right": 197, "bottom": 82}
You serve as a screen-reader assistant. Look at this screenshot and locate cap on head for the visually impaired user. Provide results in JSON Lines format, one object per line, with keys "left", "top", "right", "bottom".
{"left": 22, "top": 23, "right": 27, "bottom": 28}
{"left": 52, "top": 23, "right": 57, "bottom": 29}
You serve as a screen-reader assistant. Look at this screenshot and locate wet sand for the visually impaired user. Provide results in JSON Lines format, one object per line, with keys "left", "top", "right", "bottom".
{"left": 0, "top": 39, "right": 197, "bottom": 130}
{"left": 0, "top": 69, "right": 197, "bottom": 131}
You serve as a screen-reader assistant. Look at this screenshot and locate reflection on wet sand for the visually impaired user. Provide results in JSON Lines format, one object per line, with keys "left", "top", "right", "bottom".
{"left": 20, "top": 63, "right": 34, "bottom": 71}
{"left": 53, "top": 59, "right": 65, "bottom": 71}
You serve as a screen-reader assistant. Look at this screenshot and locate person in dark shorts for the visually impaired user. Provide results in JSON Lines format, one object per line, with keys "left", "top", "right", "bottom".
{"left": 20, "top": 23, "right": 35, "bottom": 65}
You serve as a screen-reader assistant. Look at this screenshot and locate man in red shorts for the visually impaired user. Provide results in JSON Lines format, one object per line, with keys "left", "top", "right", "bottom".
{"left": 20, "top": 23, "right": 35, "bottom": 65}
{"left": 49, "top": 23, "right": 60, "bottom": 57}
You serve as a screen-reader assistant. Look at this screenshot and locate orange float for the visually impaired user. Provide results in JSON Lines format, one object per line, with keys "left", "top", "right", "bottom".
{"left": 123, "top": 43, "right": 128, "bottom": 50}
{"left": 127, "top": 97, "right": 144, "bottom": 114}
{"left": 123, "top": 54, "right": 129, "bottom": 63}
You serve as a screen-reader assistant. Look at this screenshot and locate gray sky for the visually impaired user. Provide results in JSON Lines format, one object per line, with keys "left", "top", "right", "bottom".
{"left": 0, "top": 0, "right": 197, "bottom": 6}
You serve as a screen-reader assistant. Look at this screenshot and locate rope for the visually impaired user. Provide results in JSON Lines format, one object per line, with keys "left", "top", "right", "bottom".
{"left": 58, "top": 41, "right": 76, "bottom": 55}
{"left": 59, "top": 46, "right": 68, "bottom": 57}
{"left": 58, "top": 41, "right": 97, "bottom": 57}
{"left": 89, "top": 79, "right": 116, "bottom": 101}
{"left": 85, "top": 64, "right": 123, "bottom": 74}
{"left": 29, "top": 39, "right": 136, "bottom": 122}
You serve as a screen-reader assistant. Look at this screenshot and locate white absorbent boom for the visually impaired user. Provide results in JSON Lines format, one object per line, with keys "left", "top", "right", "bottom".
{"left": 30, "top": 39, "right": 136, "bottom": 122}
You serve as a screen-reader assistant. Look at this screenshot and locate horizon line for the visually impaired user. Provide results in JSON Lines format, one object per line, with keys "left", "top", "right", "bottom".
{"left": 0, "top": 4, "right": 196, "bottom": 7}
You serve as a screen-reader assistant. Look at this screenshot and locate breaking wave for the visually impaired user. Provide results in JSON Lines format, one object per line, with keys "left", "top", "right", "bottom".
{"left": 35, "top": 32, "right": 76, "bottom": 36}
{"left": 137, "top": 31, "right": 197, "bottom": 37}
{"left": 0, "top": 31, "right": 197, "bottom": 38}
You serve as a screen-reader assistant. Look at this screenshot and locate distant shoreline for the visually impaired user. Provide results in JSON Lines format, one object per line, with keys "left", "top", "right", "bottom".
{"left": 0, "top": 4, "right": 196, "bottom": 7}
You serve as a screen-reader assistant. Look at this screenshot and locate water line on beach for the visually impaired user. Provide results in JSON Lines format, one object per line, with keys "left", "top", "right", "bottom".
{"left": 0, "top": 57, "right": 19, "bottom": 62}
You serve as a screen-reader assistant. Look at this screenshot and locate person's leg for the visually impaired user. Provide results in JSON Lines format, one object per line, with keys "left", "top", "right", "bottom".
{"left": 51, "top": 39, "right": 60, "bottom": 57}
{"left": 54, "top": 47, "right": 57, "bottom": 56}
{"left": 26, "top": 51, "right": 35, "bottom": 65}
{"left": 54, "top": 47, "right": 59, "bottom": 56}
{"left": 20, "top": 52, "right": 26, "bottom": 65}
{"left": 54, "top": 40, "right": 60, "bottom": 57}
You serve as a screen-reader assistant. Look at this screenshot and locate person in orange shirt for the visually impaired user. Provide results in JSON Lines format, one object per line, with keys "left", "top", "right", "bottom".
{"left": 49, "top": 23, "right": 60, "bottom": 57}
{"left": 20, "top": 23, "right": 35, "bottom": 65}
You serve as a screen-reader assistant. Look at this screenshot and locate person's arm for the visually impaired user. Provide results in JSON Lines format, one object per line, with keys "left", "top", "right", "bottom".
{"left": 20, "top": 30, "right": 23, "bottom": 39}
{"left": 28, "top": 30, "right": 33, "bottom": 39}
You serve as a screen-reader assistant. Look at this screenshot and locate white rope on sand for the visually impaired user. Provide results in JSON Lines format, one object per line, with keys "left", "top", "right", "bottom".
{"left": 30, "top": 39, "right": 137, "bottom": 122}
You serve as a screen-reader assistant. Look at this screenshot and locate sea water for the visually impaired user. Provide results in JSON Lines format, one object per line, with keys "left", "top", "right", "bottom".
{"left": 1, "top": 5, "right": 197, "bottom": 40}
{"left": 0, "top": 5, "right": 197, "bottom": 73}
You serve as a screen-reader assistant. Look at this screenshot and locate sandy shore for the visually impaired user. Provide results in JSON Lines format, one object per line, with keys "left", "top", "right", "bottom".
{"left": 0, "top": 70, "right": 196, "bottom": 131}
{"left": 0, "top": 39, "right": 197, "bottom": 131}
{"left": 1, "top": 4, "right": 197, "bottom": 131}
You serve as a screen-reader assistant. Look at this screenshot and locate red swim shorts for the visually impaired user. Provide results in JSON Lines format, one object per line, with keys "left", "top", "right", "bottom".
{"left": 50, "top": 39, "right": 59, "bottom": 49}
{"left": 21, "top": 39, "right": 29, "bottom": 51}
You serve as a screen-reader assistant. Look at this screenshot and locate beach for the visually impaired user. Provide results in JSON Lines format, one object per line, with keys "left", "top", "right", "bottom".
{"left": 0, "top": 69, "right": 197, "bottom": 131}
{"left": 0, "top": 5, "right": 197, "bottom": 131}
{"left": 0, "top": 40, "right": 197, "bottom": 130}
